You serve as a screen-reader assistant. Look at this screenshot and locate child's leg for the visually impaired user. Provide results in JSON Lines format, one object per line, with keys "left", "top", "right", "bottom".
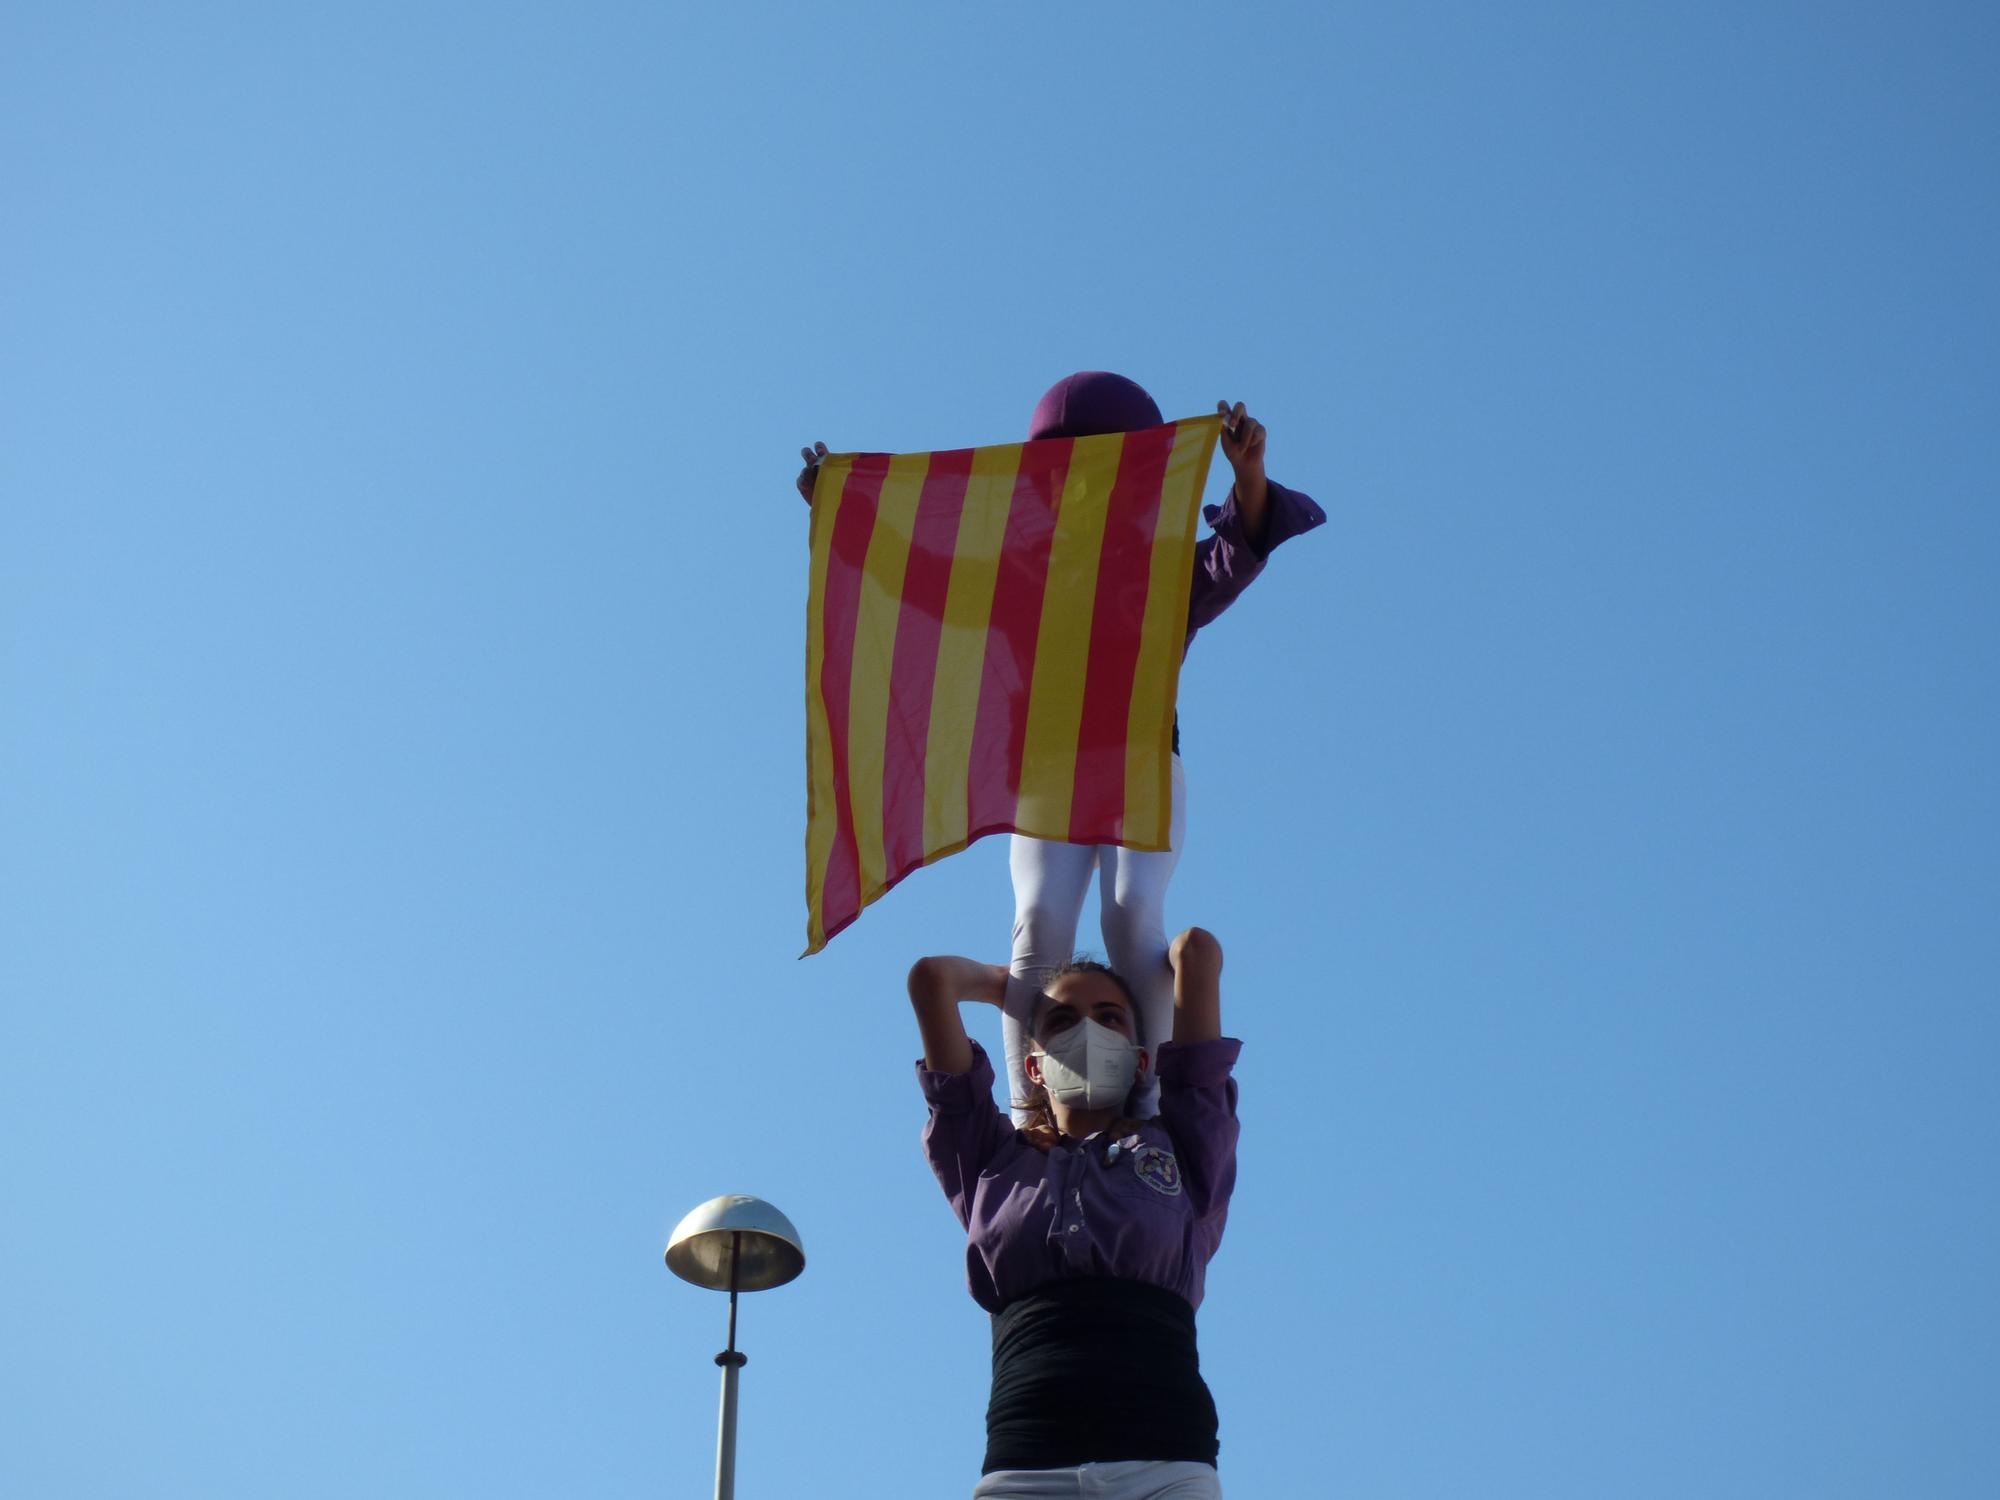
{"left": 1097, "top": 755, "right": 1187, "bottom": 1117}
{"left": 1004, "top": 833, "right": 1098, "bottom": 1124}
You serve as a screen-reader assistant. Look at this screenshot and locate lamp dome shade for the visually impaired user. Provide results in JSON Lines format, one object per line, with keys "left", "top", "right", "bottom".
{"left": 665, "top": 1195, "right": 805, "bottom": 1292}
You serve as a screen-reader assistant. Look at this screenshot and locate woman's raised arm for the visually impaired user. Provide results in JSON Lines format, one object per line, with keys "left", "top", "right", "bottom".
{"left": 1168, "top": 927, "right": 1223, "bottom": 1045}
{"left": 908, "top": 956, "right": 1009, "bottom": 1074}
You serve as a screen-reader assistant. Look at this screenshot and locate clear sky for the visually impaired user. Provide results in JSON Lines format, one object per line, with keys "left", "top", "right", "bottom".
{"left": 4, "top": 3, "right": 1996, "bottom": 1496}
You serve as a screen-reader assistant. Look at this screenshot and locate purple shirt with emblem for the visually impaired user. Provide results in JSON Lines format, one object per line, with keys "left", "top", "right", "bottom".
{"left": 1185, "top": 479, "right": 1325, "bottom": 651}
{"left": 918, "top": 1038, "right": 1241, "bottom": 1314}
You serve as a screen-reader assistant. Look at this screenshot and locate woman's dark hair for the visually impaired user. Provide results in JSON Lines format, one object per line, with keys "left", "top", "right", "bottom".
{"left": 1017, "top": 956, "right": 1148, "bottom": 1153}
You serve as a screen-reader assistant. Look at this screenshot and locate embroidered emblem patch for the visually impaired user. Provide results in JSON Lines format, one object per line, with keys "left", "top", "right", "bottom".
{"left": 1131, "top": 1144, "right": 1182, "bottom": 1196}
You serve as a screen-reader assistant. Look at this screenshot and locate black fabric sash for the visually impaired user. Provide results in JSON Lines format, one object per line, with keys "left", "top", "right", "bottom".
{"left": 984, "top": 1278, "right": 1218, "bottom": 1475}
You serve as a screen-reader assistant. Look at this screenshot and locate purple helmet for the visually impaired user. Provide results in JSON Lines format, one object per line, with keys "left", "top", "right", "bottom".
{"left": 1027, "top": 371, "right": 1163, "bottom": 440}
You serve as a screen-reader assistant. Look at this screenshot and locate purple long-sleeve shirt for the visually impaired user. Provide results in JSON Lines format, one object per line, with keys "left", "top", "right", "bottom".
{"left": 919, "top": 1039, "right": 1241, "bottom": 1314}
{"left": 1185, "top": 478, "right": 1326, "bottom": 650}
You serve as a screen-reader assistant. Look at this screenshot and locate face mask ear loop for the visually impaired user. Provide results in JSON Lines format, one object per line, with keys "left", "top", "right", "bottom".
{"left": 1019, "top": 1048, "right": 1043, "bottom": 1110}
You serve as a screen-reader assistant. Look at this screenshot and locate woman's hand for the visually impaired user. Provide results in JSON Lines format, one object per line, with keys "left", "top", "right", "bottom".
{"left": 908, "top": 956, "right": 1010, "bottom": 1073}
{"left": 1216, "top": 401, "right": 1270, "bottom": 549}
{"left": 796, "top": 441, "right": 830, "bottom": 505}
{"left": 1168, "top": 926, "right": 1223, "bottom": 1045}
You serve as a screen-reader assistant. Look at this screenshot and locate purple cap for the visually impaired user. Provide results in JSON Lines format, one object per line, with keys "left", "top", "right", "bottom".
{"left": 1027, "top": 371, "right": 1163, "bottom": 440}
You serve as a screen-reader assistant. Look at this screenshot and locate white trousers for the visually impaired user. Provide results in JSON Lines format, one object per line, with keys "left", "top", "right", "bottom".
{"left": 1002, "top": 755, "right": 1187, "bottom": 1123}
{"left": 972, "top": 1460, "right": 1220, "bottom": 1500}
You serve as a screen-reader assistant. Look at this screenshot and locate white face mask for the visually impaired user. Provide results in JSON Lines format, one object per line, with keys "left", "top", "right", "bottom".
{"left": 1034, "top": 1016, "right": 1141, "bottom": 1111}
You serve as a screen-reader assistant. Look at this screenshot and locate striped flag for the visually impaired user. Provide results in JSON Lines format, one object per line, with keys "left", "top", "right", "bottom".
{"left": 804, "top": 414, "right": 1222, "bottom": 954}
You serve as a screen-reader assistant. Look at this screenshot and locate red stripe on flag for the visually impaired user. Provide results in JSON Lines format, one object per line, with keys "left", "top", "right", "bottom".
{"left": 967, "top": 438, "right": 1070, "bottom": 835}
{"left": 816, "top": 455, "right": 887, "bottom": 939}
{"left": 880, "top": 448, "right": 973, "bottom": 883}
{"left": 1067, "top": 426, "right": 1176, "bottom": 843}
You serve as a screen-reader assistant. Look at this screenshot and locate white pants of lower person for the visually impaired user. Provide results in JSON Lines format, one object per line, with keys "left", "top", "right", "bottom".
{"left": 1002, "top": 755, "right": 1187, "bottom": 1123}
{"left": 972, "top": 1460, "right": 1220, "bottom": 1500}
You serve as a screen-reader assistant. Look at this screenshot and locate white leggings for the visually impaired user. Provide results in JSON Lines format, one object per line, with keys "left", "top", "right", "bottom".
{"left": 1002, "top": 755, "right": 1187, "bottom": 1123}
{"left": 972, "top": 1460, "right": 1220, "bottom": 1499}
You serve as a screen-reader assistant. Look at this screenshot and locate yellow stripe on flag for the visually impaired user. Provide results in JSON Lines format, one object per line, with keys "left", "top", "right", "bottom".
{"left": 845, "top": 451, "right": 930, "bottom": 904}
{"left": 1015, "top": 431, "right": 1125, "bottom": 838}
{"left": 1122, "top": 416, "right": 1222, "bottom": 848}
{"left": 803, "top": 455, "right": 856, "bottom": 952}
{"left": 922, "top": 442, "right": 1022, "bottom": 856}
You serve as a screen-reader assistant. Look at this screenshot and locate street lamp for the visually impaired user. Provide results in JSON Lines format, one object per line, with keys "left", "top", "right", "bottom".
{"left": 665, "top": 1195, "right": 805, "bottom": 1500}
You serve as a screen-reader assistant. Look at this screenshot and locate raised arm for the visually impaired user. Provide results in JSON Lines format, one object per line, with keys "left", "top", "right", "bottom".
{"left": 908, "top": 956, "right": 1009, "bottom": 1074}
{"left": 1216, "top": 401, "right": 1269, "bottom": 549}
{"left": 1168, "top": 927, "right": 1223, "bottom": 1045}
{"left": 1186, "top": 400, "right": 1326, "bottom": 642}
{"left": 1157, "top": 926, "right": 1238, "bottom": 1234}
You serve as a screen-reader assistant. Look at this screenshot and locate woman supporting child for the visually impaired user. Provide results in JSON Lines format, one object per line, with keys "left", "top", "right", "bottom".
{"left": 907, "top": 930, "right": 1236, "bottom": 1498}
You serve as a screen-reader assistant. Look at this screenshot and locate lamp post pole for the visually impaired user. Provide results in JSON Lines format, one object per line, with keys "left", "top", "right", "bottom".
{"left": 665, "top": 1196, "right": 804, "bottom": 1500}
{"left": 713, "top": 1231, "right": 747, "bottom": 1500}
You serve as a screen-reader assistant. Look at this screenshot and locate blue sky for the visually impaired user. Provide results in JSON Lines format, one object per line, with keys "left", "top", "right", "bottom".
{"left": 4, "top": 3, "right": 1996, "bottom": 1496}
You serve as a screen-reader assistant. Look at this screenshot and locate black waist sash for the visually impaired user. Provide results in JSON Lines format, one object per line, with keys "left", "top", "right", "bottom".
{"left": 984, "top": 1278, "right": 1218, "bottom": 1474}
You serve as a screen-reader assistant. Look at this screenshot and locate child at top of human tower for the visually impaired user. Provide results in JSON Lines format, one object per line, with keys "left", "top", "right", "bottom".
{"left": 797, "top": 371, "right": 1325, "bottom": 1121}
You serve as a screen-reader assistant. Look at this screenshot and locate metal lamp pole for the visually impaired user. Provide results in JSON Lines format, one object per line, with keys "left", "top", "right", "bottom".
{"left": 666, "top": 1197, "right": 805, "bottom": 1500}
{"left": 713, "top": 1231, "right": 747, "bottom": 1500}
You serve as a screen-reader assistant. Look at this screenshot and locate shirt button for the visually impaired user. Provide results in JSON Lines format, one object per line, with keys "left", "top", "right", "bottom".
{"left": 1067, "top": 1224, "right": 1081, "bottom": 1235}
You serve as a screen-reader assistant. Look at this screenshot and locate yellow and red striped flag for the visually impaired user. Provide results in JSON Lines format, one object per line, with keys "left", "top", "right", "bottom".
{"left": 804, "top": 414, "right": 1223, "bottom": 954}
